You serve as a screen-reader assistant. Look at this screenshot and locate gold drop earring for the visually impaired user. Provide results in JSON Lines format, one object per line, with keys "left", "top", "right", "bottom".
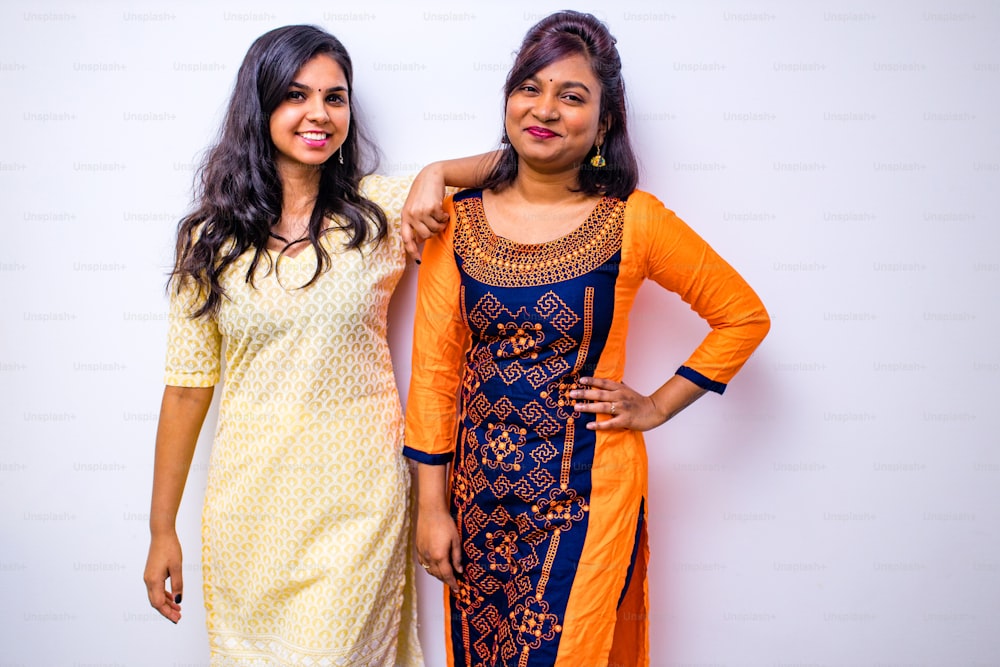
{"left": 590, "top": 142, "right": 606, "bottom": 168}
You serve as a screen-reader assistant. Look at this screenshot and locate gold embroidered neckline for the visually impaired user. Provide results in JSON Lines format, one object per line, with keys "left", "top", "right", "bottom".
{"left": 454, "top": 193, "right": 625, "bottom": 287}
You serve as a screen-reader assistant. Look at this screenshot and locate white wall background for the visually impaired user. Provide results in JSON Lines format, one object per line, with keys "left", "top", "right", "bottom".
{"left": 1, "top": 1, "right": 997, "bottom": 665}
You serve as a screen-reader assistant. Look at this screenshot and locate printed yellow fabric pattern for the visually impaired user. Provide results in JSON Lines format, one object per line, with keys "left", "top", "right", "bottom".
{"left": 164, "top": 175, "right": 423, "bottom": 667}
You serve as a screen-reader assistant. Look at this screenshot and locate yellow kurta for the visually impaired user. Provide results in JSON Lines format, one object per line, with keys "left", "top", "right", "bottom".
{"left": 164, "top": 175, "right": 423, "bottom": 666}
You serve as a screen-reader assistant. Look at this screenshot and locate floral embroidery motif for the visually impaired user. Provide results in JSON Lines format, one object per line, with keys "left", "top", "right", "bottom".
{"left": 509, "top": 597, "right": 563, "bottom": 650}
{"left": 497, "top": 321, "right": 544, "bottom": 359}
{"left": 486, "top": 529, "right": 524, "bottom": 574}
{"left": 541, "top": 372, "right": 584, "bottom": 420}
{"left": 455, "top": 579, "right": 486, "bottom": 617}
{"left": 481, "top": 423, "right": 527, "bottom": 472}
{"left": 532, "top": 488, "right": 590, "bottom": 532}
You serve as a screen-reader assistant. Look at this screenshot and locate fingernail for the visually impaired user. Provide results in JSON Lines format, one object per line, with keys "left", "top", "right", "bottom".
{"left": 174, "top": 594, "right": 182, "bottom": 604}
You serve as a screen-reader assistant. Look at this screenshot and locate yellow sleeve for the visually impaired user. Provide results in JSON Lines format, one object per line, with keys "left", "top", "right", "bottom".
{"left": 163, "top": 280, "right": 222, "bottom": 387}
{"left": 403, "top": 196, "right": 469, "bottom": 464}
{"left": 626, "top": 190, "right": 770, "bottom": 393}
{"left": 360, "top": 173, "right": 416, "bottom": 255}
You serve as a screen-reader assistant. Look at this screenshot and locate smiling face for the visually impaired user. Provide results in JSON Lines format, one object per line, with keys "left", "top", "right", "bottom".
{"left": 268, "top": 53, "right": 351, "bottom": 175}
{"left": 504, "top": 53, "right": 607, "bottom": 178}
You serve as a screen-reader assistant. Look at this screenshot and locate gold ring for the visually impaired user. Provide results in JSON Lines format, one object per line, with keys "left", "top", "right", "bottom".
{"left": 611, "top": 402, "right": 617, "bottom": 416}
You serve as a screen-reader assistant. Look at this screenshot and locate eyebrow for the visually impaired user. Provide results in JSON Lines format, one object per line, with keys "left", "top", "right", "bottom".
{"left": 526, "top": 74, "right": 592, "bottom": 94}
{"left": 289, "top": 81, "right": 348, "bottom": 93}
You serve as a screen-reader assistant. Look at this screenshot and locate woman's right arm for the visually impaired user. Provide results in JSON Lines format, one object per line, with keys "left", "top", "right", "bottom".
{"left": 144, "top": 276, "right": 222, "bottom": 622}
{"left": 143, "top": 385, "right": 214, "bottom": 623}
{"left": 401, "top": 151, "right": 500, "bottom": 259}
{"left": 403, "top": 195, "right": 470, "bottom": 590}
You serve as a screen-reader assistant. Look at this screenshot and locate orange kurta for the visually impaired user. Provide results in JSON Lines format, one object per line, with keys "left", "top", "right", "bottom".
{"left": 405, "top": 189, "right": 769, "bottom": 667}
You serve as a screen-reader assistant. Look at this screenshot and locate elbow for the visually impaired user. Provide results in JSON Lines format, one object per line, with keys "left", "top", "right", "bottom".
{"left": 163, "top": 384, "right": 215, "bottom": 409}
{"left": 745, "top": 302, "right": 771, "bottom": 349}
{"left": 756, "top": 304, "right": 772, "bottom": 341}
{"left": 714, "top": 299, "right": 771, "bottom": 343}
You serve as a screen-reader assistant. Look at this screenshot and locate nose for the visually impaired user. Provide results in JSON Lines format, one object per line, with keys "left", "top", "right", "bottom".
{"left": 532, "top": 92, "right": 559, "bottom": 121}
{"left": 306, "top": 95, "right": 330, "bottom": 122}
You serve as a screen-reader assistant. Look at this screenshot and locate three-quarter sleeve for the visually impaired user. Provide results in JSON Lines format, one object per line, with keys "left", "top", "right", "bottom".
{"left": 163, "top": 280, "right": 223, "bottom": 387}
{"left": 626, "top": 191, "right": 770, "bottom": 393}
{"left": 403, "top": 197, "right": 470, "bottom": 465}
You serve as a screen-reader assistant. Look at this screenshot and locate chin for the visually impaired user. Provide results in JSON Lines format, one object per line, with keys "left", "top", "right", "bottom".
{"left": 300, "top": 155, "right": 335, "bottom": 167}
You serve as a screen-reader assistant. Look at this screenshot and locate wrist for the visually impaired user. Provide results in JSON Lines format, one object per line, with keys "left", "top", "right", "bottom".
{"left": 149, "top": 514, "right": 178, "bottom": 537}
{"left": 647, "top": 393, "right": 671, "bottom": 426}
{"left": 415, "top": 462, "right": 450, "bottom": 514}
{"left": 149, "top": 528, "right": 178, "bottom": 541}
{"left": 417, "top": 499, "right": 451, "bottom": 515}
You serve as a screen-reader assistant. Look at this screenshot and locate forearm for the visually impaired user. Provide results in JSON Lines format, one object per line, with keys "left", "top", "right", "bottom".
{"left": 414, "top": 462, "right": 451, "bottom": 514}
{"left": 649, "top": 374, "right": 708, "bottom": 425}
{"left": 149, "top": 385, "right": 214, "bottom": 536}
{"left": 412, "top": 460, "right": 463, "bottom": 587}
{"left": 428, "top": 151, "right": 500, "bottom": 189}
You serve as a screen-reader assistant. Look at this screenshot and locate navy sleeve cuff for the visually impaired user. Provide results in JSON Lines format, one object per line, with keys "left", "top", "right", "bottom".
{"left": 676, "top": 365, "right": 727, "bottom": 395}
{"left": 402, "top": 446, "right": 455, "bottom": 465}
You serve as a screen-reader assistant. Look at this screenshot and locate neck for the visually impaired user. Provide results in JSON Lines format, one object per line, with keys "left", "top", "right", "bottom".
{"left": 276, "top": 160, "right": 322, "bottom": 222}
{"left": 511, "top": 160, "right": 585, "bottom": 204}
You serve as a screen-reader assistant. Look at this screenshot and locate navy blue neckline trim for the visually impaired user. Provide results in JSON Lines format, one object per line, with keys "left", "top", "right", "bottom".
{"left": 453, "top": 188, "right": 482, "bottom": 202}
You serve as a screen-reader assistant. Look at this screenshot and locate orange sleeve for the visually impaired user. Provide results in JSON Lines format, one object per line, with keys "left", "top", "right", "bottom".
{"left": 403, "top": 196, "right": 470, "bottom": 464}
{"left": 626, "top": 190, "right": 770, "bottom": 392}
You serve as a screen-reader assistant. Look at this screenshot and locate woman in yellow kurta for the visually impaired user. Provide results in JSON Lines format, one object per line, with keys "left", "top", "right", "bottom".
{"left": 163, "top": 173, "right": 419, "bottom": 664}
{"left": 405, "top": 12, "right": 770, "bottom": 666}
{"left": 143, "top": 25, "right": 485, "bottom": 666}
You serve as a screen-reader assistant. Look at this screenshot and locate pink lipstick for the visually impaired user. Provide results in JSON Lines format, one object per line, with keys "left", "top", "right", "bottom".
{"left": 526, "top": 126, "right": 558, "bottom": 139}
{"left": 298, "top": 131, "right": 330, "bottom": 147}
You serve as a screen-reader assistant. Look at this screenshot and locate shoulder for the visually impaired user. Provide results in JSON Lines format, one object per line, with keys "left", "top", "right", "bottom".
{"left": 178, "top": 219, "right": 244, "bottom": 269}
{"left": 359, "top": 173, "right": 415, "bottom": 212}
{"left": 359, "top": 172, "right": 409, "bottom": 198}
{"left": 624, "top": 189, "right": 690, "bottom": 230}
{"left": 356, "top": 174, "right": 413, "bottom": 250}
{"left": 619, "top": 190, "right": 698, "bottom": 274}
{"left": 624, "top": 189, "right": 671, "bottom": 217}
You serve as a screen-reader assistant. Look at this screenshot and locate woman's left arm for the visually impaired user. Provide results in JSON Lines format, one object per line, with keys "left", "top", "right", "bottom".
{"left": 572, "top": 192, "right": 770, "bottom": 431}
{"left": 401, "top": 151, "right": 500, "bottom": 259}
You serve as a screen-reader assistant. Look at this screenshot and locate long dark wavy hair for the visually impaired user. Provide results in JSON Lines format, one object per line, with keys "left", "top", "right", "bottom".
{"left": 482, "top": 11, "right": 639, "bottom": 200}
{"left": 171, "top": 25, "right": 386, "bottom": 318}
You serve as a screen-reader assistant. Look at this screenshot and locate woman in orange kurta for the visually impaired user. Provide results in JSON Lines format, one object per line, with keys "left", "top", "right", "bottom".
{"left": 405, "top": 11, "right": 770, "bottom": 667}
